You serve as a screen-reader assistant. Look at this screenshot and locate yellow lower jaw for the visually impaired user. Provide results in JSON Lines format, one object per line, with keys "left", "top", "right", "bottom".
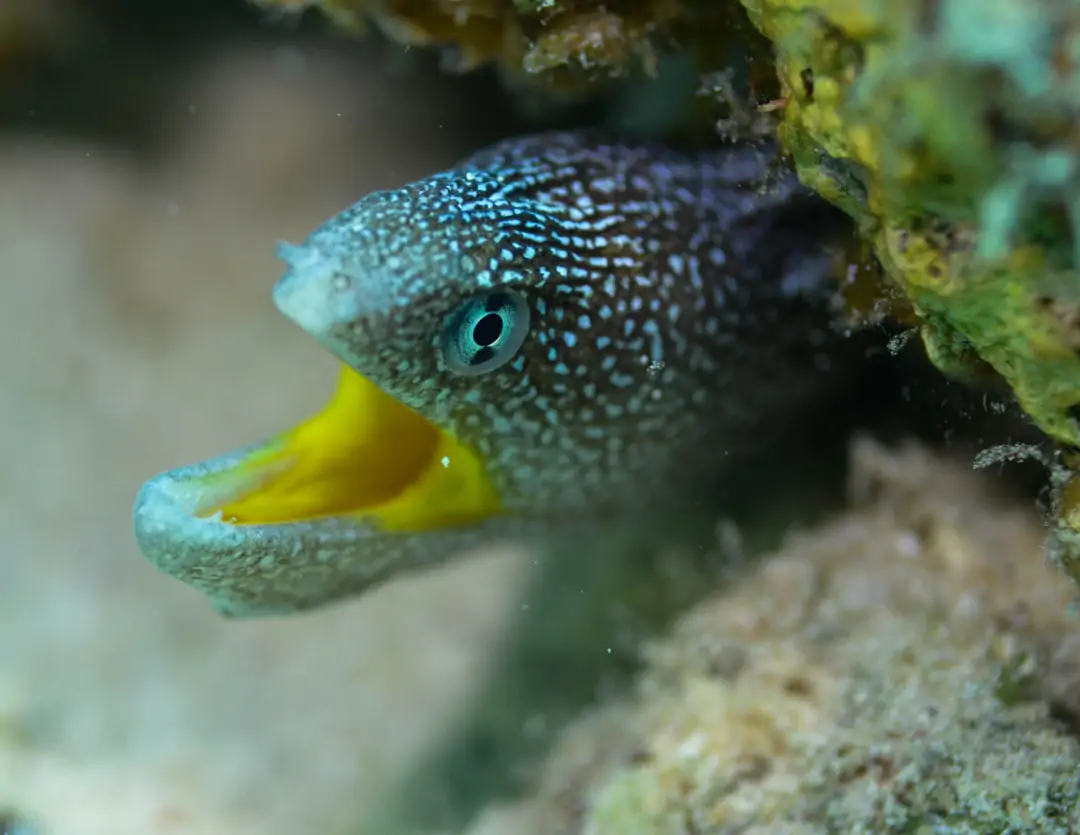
{"left": 203, "top": 365, "right": 502, "bottom": 533}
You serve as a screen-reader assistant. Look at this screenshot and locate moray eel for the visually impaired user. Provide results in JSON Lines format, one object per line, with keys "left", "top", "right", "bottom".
{"left": 133, "top": 130, "right": 861, "bottom": 617}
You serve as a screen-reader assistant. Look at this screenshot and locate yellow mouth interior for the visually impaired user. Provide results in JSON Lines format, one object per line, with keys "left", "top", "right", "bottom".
{"left": 200, "top": 366, "right": 502, "bottom": 532}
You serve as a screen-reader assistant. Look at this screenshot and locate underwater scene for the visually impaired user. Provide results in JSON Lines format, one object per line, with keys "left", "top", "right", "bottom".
{"left": 3, "top": 0, "right": 1080, "bottom": 833}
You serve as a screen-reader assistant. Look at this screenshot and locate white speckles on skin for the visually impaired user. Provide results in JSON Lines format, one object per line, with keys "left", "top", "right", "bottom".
{"left": 642, "top": 320, "right": 664, "bottom": 365}
{"left": 687, "top": 255, "right": 703, "bottom": 290}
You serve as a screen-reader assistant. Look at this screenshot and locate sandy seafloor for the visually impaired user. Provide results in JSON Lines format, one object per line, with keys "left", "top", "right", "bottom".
{"left": 3, "top": 32, "right": 1080, "bottom": 835}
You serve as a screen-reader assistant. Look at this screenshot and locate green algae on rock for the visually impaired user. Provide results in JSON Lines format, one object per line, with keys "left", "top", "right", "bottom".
{"left": 463, "top": 439, "right": 1080, "bottom": 835}
{"left": 738, "top": 0, "right": 1080, "bottom": 447}
{"left": 732, "top": 0, "right": 1080, "bottom": 586}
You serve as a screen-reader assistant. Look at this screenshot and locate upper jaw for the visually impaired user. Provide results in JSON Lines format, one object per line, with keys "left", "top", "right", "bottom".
{"left": 272, "top": 241, "right": 362, "bottom": 343}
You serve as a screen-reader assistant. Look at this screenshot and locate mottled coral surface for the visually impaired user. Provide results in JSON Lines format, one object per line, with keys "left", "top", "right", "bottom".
{"left": 467, "top": 439, "right": 1080, "bottom": 834}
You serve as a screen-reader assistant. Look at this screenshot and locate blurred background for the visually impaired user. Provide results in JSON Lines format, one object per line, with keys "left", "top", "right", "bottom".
{"left": 0, "top": 2, "right": 557, "bottom": 832}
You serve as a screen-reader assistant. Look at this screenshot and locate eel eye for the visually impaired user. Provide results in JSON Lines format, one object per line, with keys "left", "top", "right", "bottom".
{"left": 441, "top": 288, "right": 531, "bottom": 375}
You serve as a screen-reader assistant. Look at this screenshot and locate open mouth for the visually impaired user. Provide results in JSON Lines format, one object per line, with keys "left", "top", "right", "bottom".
{"left": 132, "top": 364, "right": 505, "bottom": 616}
{"left": 192, "top": 365, "right": 502, "bottom": 532}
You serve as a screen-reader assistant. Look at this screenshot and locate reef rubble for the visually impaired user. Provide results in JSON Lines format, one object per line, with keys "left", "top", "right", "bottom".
{"left": 464, "top": 438, "right": 1080, "bottom": 834}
